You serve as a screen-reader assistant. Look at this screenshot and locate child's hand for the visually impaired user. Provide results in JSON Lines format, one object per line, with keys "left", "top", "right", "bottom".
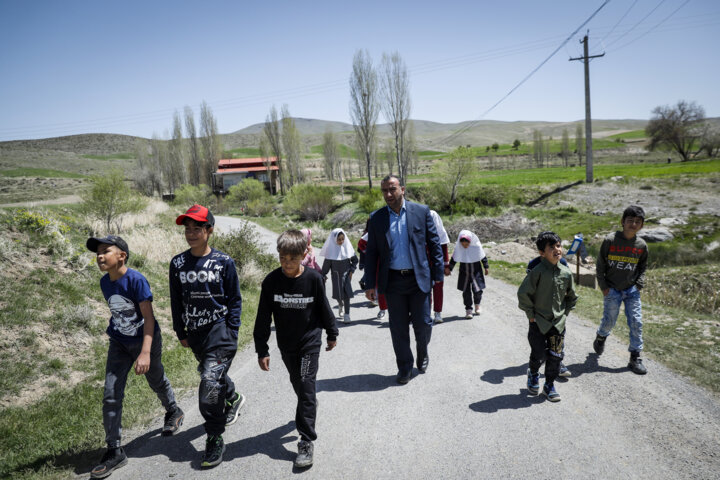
{"left": 444, "top": 267, "right": 451, "bottom": 276}
{"left": 135, "top": 352, "right": 150, "bottom": 375}
{"left": 258, "top": 356, "right": 270, "bottom": 371}
{"left": 326, "top": 340, "right": 337, "bottom": 351}
{"left": 602, "top": 288, "right": 610, "bottom": 296}
{"left": 179, "top": 339, "right": 190, "bottom": 348}
{"left": 485, "top": 268, "right": 489, "bottom": 276}
{"left": 529, "top": 318, "right": 536, "bottom": 323}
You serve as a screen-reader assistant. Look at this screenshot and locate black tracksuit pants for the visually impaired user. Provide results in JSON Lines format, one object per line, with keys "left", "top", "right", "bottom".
{"left": 281, "top": 351, "right": 319, "bottom": 442}
{"left": 527, "top": 322, "right": 565, "bottom": 386}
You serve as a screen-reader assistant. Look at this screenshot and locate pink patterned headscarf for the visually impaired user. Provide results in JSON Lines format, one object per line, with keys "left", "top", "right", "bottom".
{"left": 300, "top": 228, "right": 322, "bottom": 272}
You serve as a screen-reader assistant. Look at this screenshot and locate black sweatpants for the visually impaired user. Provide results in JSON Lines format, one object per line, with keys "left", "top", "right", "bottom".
{"left": 527, "top": 322, "right": 565, "bottom": 386}
{"left": 188, "top": 321, "right": 238, "bottom": 436}
{"left": 462, "top": 286, "right": 483, "bottom": 310}
{"left": 281, "top": 351, "right": 319, "bottom": 442}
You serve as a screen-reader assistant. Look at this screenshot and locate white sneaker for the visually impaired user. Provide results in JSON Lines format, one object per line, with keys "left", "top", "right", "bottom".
{"left": 377, "top": 310, "right": 386, "bottom": 319}
{"left": 474, "top": 305, "right": 482, "bottom": 316}
{"left": 337, "top": 304, "right": 343, "bottom": 318}
{"left": 434, "top": 312, "right": 443, "bottom": 324}
{"left": 465, "top": 309, "right": 473, "bottom": 319}
{"left": 343, "top": 313, "right": 351, "bottom": 323}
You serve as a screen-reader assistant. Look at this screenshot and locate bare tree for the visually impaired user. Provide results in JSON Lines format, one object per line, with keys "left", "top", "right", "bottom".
{"left": 133, "top": 139, "right": 154, "bottom": 196}
{"left": 281, "top": 104, "right": 304, "bottom": 185}
{"left": 259, "top": 136, "right": 275, "bottom": 193}
{"left": 561, "top": 129, "right": 570, "bottom": 167}
{"left": 380, "top": 51, "right": 411, "bottom": 184}
{"left": 200, "top": 101, "right": 222, "bottom": 186}
{"left": 646, "top": 100, "right": 706, "bottom": 162}
{"left": 150, "top": 133, "right": 167, "bottom": 196}
{"left": 700, "top": 124, "right": 720, "bottom": 158}
{"left": 322, "top": 128, "right": 339, "bottom": 180}
{"left": 349, "top": 49, "right": 379, "bottom": 189}
{"left": 167, "top": 111, "right": 186, "bottom": 193}
{"left": 263, "top": 105, "right": 285, "bottom": 195}
{"left": 406, "top": 120, "right": 420, "bottom": 175}
{"left": 383, "top": 138, "right": 394, "bottom": 175}
{"left": 184, "top": 106, "right": 202, "bottom": 186}
{"left": 433, "top": 145, "right": 475, "bottom": 208}
{"left": 575, "top": 123, "right": 585, "bottom": 165}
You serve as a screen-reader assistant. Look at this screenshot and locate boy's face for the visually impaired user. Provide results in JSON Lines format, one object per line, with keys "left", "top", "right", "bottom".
{"left": 460, "top": 239, "right": 470, "bottom": 249}
{"left": 335, "top": 233, "right": 345, "bottom": 246}
{"left": 279, "top": 251, "right": 306, "bottom": 276}
{"left": 96, "top": 244, "right": 125, "bottom": 272}
{"left": 540, "top": 241, "right": 563, "bottom": 265}
{"left": 622, "top": 215, "right": 644, "bottom": 238}
{"left": 184, "top": 219, "right": 212, "bottom": 249}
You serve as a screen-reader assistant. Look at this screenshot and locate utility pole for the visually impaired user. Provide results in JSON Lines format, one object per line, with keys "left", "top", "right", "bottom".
{"left": 570, "top": 32, "right": 604, "bottom": 183}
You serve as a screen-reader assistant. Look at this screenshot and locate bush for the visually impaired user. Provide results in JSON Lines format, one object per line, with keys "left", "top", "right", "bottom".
{"left": 283, "top": 184, "right": 335, "bottom": 221}
{"left": 173, "top": 184, "right": 215, "bottom": 210}
{"left": 210, "top": 220, "right": 276, "bottom": 288}
{"left": 451, "top": 198, "right": 478, "bottom": 216}
{"left": 246, "top": 198, "right": 274, "bottom": 217}
{"left": 225, "top": 179, "right": 269, "bottom": 211}
{"left": 358, "top": 188, "right": 383, "bottom": 213}
{"left": 82, "top": 169, "right": 148, "bottom": 233}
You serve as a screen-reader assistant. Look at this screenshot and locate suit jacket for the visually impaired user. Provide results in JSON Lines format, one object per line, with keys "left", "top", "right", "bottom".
{"left": 365, "top": 200, "right": 444, "bottom": 294}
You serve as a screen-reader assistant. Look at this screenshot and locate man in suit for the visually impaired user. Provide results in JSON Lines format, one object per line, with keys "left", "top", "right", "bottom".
{"left": 364, "top": 175, "right": 444, "bottom": 384}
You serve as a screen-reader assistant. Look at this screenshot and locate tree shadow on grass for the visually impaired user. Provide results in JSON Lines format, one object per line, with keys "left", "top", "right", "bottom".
{"left": 317, "top": 373, "right": 400, "bottom": 393}
{"left": 469, "top": 389, "right": 545, "bottom": 413}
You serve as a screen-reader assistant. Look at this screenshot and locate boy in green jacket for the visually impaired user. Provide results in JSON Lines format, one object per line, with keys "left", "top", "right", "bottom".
{"left": 518, "top": 231, "right": 578, "bottom": 402}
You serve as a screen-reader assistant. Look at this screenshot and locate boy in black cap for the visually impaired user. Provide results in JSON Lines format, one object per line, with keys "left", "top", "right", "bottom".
{"left": 87, "top": 235, "right": 183, "bottom": 479}
{"left": 169, "top": 205, "right": 245, "bottom": 468}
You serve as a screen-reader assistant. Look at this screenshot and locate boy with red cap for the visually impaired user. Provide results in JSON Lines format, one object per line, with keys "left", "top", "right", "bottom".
{"left": 169, "top": 205, "right": 245, "bottom": 468}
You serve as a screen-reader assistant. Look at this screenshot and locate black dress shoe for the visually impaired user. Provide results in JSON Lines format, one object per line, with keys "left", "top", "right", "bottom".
{"left": 396, "top": 372, "right": 412, "bottom": 384}
{"left": 418, "top": 356, "right": 429, "bottom": 374}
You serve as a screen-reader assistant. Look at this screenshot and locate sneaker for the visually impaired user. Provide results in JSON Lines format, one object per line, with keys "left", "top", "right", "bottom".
{"left": 526, "top": 368, "right": 540, "bottom": 395}
{"left": 294, "top": 440, "right": 314, "bottom": 468}
{"left": 225, "top": 393, "right": 246, "bottom": 426}
{"left": 474, "top": 305, "right": 481, "bottom": 316}
{"left": 558, "top": 364, "right": 571, "bottom": 377}
{"left": 628, "top": 353, "right": 648, "bottom": 375}
{"left": 377, "top": 309, "right": 386, "bottom": 319}
{"left": 91, "top": 447, "right": 128, "bottom": 479}
{"left": 593, "top": 334, "right": 607, "bottom": 355}
{"left": 433, "top": 311, "right": 443, "bottom": 324}
{"left": 465, "top": 309, "right": 473, "bottom": 319}
{"left": 201, "top": 435, "right": 226, "bottom": 468}
{"left": 343, "top": 313, "right": 351, "bottom": 323}
{"left": 543, "top": 383, "right": 561, "bottom": 402}
{"left": 162, "top": 407, "right": 184, "bottom": 436}
{"left": 337, "top": 304, "right": 343, "bottom": 318}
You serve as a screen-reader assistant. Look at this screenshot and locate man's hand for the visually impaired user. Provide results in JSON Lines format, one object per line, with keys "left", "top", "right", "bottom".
{"left": 326, "top": 340, "right": 337, "bottom": 351}
{"left": 365, "top": 289, "right": 376, "bottom": 302}
{"left": 484, "top": 268, "right": 489, "bottom": 276}
{"left": 134, "top": 352, "right": 150, "bottom": 375}
{"left": 529, "top": 318, "right": 536, "bottom": 323}
{"left": 602, "top": 288, "right": 610, "bottom": 296}
{"left": 258, "top": 356, "right": 270, "bottom": 371}
{"left": 179, "top": 338, "right": 190, "bottom": 348}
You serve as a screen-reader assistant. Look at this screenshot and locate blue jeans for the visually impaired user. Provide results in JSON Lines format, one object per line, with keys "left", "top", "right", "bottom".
{"left": 597, "top": 286, "right": 643, "bottom": 353}
{"left": 103, "top": 331, "right": 177, "bottom": 447}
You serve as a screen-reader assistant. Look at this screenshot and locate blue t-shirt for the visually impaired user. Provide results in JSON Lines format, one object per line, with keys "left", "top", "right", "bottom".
{"left": 100, "top": 268, "right": 158, "bottom": 343}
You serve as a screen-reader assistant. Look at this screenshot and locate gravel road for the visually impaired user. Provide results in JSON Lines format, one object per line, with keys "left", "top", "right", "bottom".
{"left": 93, "top": 215, "right": 720, "bottom": 480}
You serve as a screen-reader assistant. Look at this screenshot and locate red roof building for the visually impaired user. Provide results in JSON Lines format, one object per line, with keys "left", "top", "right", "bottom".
{"left": 213, "top": 157, "right": 279, "bottom": 195}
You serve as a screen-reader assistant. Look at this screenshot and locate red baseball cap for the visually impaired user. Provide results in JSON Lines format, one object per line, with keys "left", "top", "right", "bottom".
{"left": 175, "top": 204, "right": 215, "bottom": 226}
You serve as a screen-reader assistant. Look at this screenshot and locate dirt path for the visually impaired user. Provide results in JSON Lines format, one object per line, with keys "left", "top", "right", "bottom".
{"left": 0, "top": 194, "right": 82, "bottom": 208}
{"left": 90, "top": 216, "right": 720, "bottom": 480}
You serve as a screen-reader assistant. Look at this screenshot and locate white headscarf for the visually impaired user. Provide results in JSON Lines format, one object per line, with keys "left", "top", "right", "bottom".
{"left": 430, "top": 210, "right": 450, "bottom": 245}
{"left": 320, "top": 228, "right": 355, "bottom": 260}
{"left": 452, "top": 229, "right": 486, "bottom": 263}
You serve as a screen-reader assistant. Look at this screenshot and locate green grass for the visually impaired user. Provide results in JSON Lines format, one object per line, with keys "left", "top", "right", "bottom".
{"left": 223, "top": 147, "right": 262, "bottom": 158}
{"left": 309, "top": 143, "right": 358, "bottom": 158}
{"left": 0, "top": 168, "right": 86, "bottom": 179}
{"left": 608, "top": 129, "right": 647, "bottom": 140}
{"left": 81, "top": 153, "right": 135, "bottom": 161}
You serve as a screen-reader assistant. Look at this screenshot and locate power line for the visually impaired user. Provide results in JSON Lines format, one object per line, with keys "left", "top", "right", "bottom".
{"left": 601, "top": 0, "right": 638, "bottom": 43}
{"left": 605, "top": 0, "right": 667, "bottom": 48}
{"left": 608, "top": 0, "right": 691, "bottom": 52}
{"left": 439, "top": 0, "right": 611, "bottom": 146}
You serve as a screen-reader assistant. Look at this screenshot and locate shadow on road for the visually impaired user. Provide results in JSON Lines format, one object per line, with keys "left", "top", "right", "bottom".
{"left": 224, "top": 421, "right": 297, "bottom": 465}
{"left": 469, "top": 390, "right": 545, "bottom": 413}
{"left": 317, "top": 373, "right": 400, "bottom": 393}
{"left": 481, "top": 364, "right": 528, "bottom": 384}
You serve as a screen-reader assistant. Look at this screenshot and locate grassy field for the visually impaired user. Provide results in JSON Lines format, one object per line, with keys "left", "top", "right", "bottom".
{"left": 0, "top": 204, "right": 274, "bottom": 479}
{"left": 0, "top": 168, "right": 86, "bottom": 179}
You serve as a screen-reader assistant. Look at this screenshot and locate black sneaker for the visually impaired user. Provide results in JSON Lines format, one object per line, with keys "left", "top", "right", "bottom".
{"left": 201, "top": 435, "right": 225, "bottom": 468}
{"left": 593, "top": 334, "right": 607, "bottom": 355}
{"left": 294, "top": 440, "right": 314, "bottom": 468}
{"left": 225, "top": 392, "right": 246, "bottom": 426}
{"left": 162, "top": 407, "right": 184, "bottom": 436}
{"left": 91, "top": 447, "right": 128, "bottom": 479}
{"left": 526, "top": 368, "right": 540, "bottom": 395}
{"left": 628, "top": 353, "right": 648, "bottom": 375}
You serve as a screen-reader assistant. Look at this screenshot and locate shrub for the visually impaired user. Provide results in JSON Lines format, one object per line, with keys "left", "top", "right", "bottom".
{"left": 451, "top": 198, "right": 478, "bottom": 216}
{"left": 225, "top": 179, "right": 269, "bottom": 211}
{"left": 245, "top": 198, "right": 274, "bottom": 217}
{"left": 283, "top": 184, "right": 335, "bottom": 221}
{"left": 210, "top": 220, "right": 276, "bottom": 288}
{"left": 358, "top": 188, "right": 383, "bottom": 213}
{"left": 82, "top": 169, "right": 148, "bottom": 233}
{"left": 172, "top": 184, "right": 215, "bottom": 210}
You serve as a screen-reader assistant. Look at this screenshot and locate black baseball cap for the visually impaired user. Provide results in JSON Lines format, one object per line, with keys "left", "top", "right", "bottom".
{"left": 86, "top": 235, "right": 130, "bottom": 259}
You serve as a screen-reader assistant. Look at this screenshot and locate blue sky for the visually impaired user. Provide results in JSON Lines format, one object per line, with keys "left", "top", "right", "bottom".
{"left": 1, "top": 0, "right": 718, "bottom": 141}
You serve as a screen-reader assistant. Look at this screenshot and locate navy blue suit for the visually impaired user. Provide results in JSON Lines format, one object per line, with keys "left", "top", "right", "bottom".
{"left": 365, "top": 201, "right": 444, "bottom": 376}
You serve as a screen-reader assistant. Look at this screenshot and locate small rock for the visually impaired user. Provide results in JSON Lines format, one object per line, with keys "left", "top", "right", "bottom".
{"left": 639, "top": 227, "right": 674, "bottom": 243}
{"left": 659, "top": 217, "right": 687, "bottom": 226}
{"left": 501, "top": 250, "right": 507, "bottom": 255}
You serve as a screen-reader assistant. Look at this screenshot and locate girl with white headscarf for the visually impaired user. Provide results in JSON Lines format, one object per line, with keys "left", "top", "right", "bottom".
{"left": 320, "top": 228, "right": 359, "bottom": 322}
{"left": 445, "top": 230, "right": 489, "bottom": 319}
{"left": 429, "top": 210, "right": 450, "bottom": 324}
